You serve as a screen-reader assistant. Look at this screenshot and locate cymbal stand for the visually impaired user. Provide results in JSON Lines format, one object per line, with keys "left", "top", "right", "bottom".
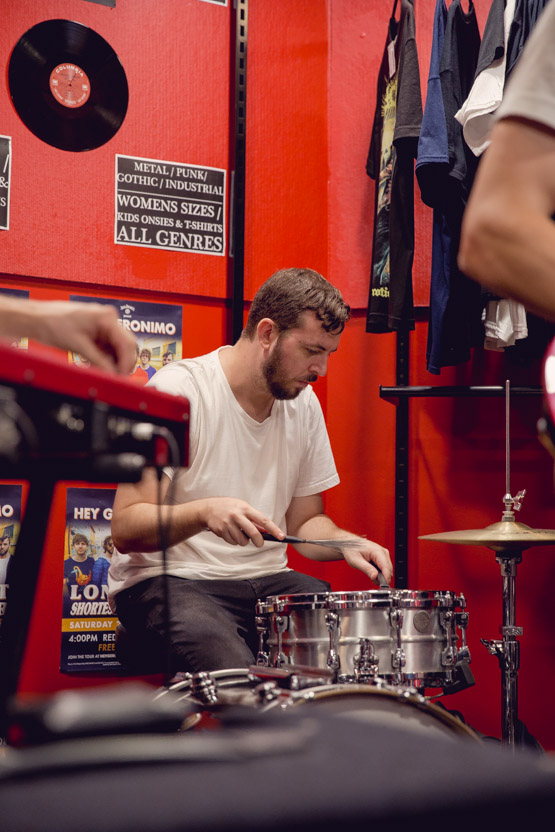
{"left": 481, "top": 381, "right": 525, "bottom": 749}
{"left": 481, "top": 545, "right": 523, "bottom": 749}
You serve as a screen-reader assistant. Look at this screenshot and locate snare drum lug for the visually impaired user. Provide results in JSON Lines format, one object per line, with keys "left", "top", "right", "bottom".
{"left": 190, "top": 671, "right": 219, "bottom": 706}
{"left": 390, "top": 605, "right": 405, "bottom": 674}
{"left": 354, "top": 637, "right": 379, "bottom": 682}
{"left": 255, "top": 680, "right": 281, "bottom": 704}
{"left": 456, "top": 611, "right": 469, "bottom": 628}
{"left": 441, "top": 646, "right": 457, "bottom": 667}
{"left": 325, "top": 611, "right": 340, "bottom": 672}
{"left": 273, "top": 615, "right": 288, "bottom": 668}
{"left": 392, "top": 647, "right": 406, "bottom": 670}
{"left": 457, "top": 646, "right": 471, "bottom": 663}
{"left": 255, "top": 615, "right": 270, "bottom": 666}
{"left": 390, "top": 608, "right": 404, "bottom": 629}
{"left": 440, "top": 610, "right": 453, "bottom": 629}
{"left": 454, "top": 611, "right": 471, "bottom": 664}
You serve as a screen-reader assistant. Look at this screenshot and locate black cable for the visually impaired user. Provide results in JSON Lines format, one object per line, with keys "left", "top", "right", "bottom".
{"left": 151, "top": 427, "right": 181, "bottom": 689}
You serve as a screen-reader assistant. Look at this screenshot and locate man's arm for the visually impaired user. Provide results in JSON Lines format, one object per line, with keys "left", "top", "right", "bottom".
{"left": 111, "top": 467, "right": 286, "bottom": 553}
{"left": 458, "top": 117, "right": 555, "bottom": 320}
{"left": 285, "top": 493, "right": 393, "bottom": 585}
{"left": 0, "top": 298, "right": 137, "bottom": 373}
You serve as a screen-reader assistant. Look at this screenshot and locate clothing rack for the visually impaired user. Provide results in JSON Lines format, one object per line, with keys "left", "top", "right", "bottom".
{"left": 379, "top": 331, "right": 543, "bottom": 588}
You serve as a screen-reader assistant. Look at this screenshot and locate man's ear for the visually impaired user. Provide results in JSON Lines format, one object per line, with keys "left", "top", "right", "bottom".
{"left": 257, "top": 318, "right": 279, "bottom": 350}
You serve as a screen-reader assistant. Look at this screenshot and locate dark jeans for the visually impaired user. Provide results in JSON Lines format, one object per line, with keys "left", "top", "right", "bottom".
{"left": 114, "top": 571, "right": 330, "bottom": 674}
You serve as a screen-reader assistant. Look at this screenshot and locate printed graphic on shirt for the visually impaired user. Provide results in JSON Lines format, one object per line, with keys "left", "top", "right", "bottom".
{"left": 373, "top": 76, "right": 398, "bottom": 296}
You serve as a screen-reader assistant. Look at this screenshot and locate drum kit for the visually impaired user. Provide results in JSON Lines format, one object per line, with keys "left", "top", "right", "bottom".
{"left": 161, "top": 382, "right": 555, "bottom": 751}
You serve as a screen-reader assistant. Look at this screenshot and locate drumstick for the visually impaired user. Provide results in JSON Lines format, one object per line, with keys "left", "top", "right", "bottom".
{"left": 260, "top": 532, "right": 367, "bottom": 549}
{"left": 260, "top": 533, "right": 390, "bottom": 587}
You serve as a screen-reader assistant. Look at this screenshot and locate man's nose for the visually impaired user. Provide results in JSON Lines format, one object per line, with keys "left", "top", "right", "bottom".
{"left": 309, "top": 354, "right": 329, "bottom": 377}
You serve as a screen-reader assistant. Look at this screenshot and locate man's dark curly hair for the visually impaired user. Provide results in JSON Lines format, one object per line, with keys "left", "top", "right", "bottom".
{"left": 243, "top": 268, "right": 350, "bottom": 338}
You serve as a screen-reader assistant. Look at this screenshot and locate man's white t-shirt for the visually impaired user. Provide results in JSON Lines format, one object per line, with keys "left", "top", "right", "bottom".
{"left": 108, "top": 347, "right": 339, "bottom": 602}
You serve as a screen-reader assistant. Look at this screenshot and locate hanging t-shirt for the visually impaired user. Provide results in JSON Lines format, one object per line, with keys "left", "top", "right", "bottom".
{"left": 505, "top": 0, "right": 551, "bottom": 80}
{"left": 495, "top": 0, "right": 555, "bottom": 131}
{"left": 455, "top": 0, "right": 515, "bottom": 157}
{"left": 366, "top": 0, "right": 422, "bottom": 334}
{"left": 419, "top": 0, "right": 482, "bottom": 374}
{"left": 415, "top": 0, "right": 448, "bottom": 209}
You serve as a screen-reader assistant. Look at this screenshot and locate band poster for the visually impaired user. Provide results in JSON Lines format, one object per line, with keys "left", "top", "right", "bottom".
{"left": 68, "top": 294, "right": 183, "bottom": 381}
{"left": 0, "top": 484, "right": 22, "bottom": 627}
{"left": 0, "top": 287, "right": 29, "bottom": 349}
{"left": 60, "top": 487, "right": 119, "bottom": 672}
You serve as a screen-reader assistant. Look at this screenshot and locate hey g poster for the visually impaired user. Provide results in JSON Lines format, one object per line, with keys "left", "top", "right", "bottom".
{"left": 61, "top": 487, "right": 119, "bottom": 672}
{"left": 0, "top": 483, "right": 22, "bottom": 627}
{"left": 68, "top": 294, "right": 182, "bottom": 381}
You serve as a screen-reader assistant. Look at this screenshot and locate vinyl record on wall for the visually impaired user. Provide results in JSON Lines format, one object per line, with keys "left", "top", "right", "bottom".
{"left": 8, "top": 19, "right": 129, "bottom": 152}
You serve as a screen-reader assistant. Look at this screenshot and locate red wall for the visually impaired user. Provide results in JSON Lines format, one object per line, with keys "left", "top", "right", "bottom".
{"left": 2, "top": 0, "right": 555, "bottom": 752}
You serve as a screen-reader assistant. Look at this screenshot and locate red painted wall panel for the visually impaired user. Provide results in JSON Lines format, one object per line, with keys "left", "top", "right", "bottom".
{"left": 244, "top": 0, "right": 329, "bottom": 298}
{"left": 1, "top": 0, "right": 230, "bottom": 297}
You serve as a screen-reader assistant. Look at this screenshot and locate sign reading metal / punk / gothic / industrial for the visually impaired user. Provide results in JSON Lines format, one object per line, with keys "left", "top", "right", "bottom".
{"left": 0, "top": 137, "right": 11, "bottom": 230}
{"left": 115, "top": 154, "right": 226, "bottom": 256}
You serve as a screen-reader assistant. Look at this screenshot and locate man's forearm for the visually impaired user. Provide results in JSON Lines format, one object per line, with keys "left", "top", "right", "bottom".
{"left": 459, "top": 208, "right": 555, "bottom": 320}
{"left": 111, "top": 501, "right": 207, "bottom": 553}
{"left": 289, "top": 512, "right": 354, "bottom": 561}
{"left": 459, "top": 118, "right": 555, "bottom": 320}
{"left": 0, "top": 298, "right": 44, "bottom": 341}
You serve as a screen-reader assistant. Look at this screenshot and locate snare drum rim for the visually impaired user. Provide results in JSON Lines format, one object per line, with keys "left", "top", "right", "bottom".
{"left": 256, "top": 592, "right": 329, "bottom": 614}
{"left": 325, "top": 590, "right": 392, "bottom": 610}
{"left": 257, "top": 590, "right": 466, "bottom": 615}
{"left": 391, "top": 590, "right": 463, "bottom": 609}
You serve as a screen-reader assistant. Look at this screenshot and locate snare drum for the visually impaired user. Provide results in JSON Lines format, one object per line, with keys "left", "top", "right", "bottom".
{"left": 256, "top": 589, "right": 470, "bottom": 688}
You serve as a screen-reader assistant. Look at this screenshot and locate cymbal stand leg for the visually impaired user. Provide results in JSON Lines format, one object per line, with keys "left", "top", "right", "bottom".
{"left": 496, "top": 552, "right": 522, "bottom": 749}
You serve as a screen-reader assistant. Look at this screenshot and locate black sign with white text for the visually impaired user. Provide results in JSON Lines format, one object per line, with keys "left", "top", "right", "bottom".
{"left": 0, "top": 137, "right": 11, "bottom": 230}
{"left": 115, "top": 154, "right": 226, "bottom": 256}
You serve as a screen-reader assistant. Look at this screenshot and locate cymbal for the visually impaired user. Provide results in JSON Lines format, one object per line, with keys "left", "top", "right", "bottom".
{"left": 419, "top": 521, "right": 555, "bottom": 551}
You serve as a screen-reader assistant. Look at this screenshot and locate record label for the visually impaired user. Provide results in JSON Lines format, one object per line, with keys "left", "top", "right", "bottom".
{"left": 8, "top": 19, "right": 128, "bottom": 152}
{"left": 49, "top": 64, "right": 91, "bottom": 109}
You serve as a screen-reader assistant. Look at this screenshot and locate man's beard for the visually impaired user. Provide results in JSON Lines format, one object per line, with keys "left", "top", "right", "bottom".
{"left": 263, "top": 337, "right": 317, "bottom": 400}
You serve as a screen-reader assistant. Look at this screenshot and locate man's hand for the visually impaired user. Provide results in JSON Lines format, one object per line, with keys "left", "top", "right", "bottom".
{"left": 202, "top": 497, "right": 285, "bottom": 547}
{"left": 34, "top": 301, "right": 138, "bottom": 374}
{"left": 340, "top": 539, "right": 393, "bottom": 586}
{"left": 1, "top": 299, "right": 137, "bottom": 374}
